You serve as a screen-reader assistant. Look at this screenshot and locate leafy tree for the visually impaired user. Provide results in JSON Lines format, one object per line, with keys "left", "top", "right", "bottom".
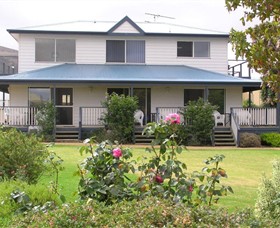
{"left": 226, "top": 0, "right": 280, "bottom": 93}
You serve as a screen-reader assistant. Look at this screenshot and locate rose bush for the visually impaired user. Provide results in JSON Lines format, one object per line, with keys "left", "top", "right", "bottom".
{"left": 78, "top": 138, "right": 135, "bottom": 205}
{"left": 78, "top": 113, "right": 232, "bottom": 206}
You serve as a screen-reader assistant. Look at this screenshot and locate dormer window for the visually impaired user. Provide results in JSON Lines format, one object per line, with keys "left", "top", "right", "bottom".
{"left": 177, "top": 41, "right": 210, "bottom": 58}
{"left": 106, "top": 40, "right": 145, "bottom": 63}
{"left": 35, "top": 38, "right": 76, "bottom": 62}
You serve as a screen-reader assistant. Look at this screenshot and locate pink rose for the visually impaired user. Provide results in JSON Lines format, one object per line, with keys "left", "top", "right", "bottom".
{"left": 165, "top": 113, "right": 180, "bottom": 124}
{"left": 154, "top": 175, "right": 164, "bottom": 184}
{"left": 188, "top": 185, "right": 194, "bottom": 192}
{"left": 112, "top": 148, "right": 122, "bottom": 158}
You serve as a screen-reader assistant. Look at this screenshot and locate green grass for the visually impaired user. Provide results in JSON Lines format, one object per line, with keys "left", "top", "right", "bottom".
{"left": 39, "top": 144, "right": 280, "bottom": 211}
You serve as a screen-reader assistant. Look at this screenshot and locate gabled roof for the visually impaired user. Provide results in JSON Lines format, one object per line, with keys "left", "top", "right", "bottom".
{"left": 7, "top": 16, "right": 229, "bottom": 39}
{"left": 108, "top": 16, "right": 145, "bottom": 35}
{"left": 0, "top": 64, "right": 261, "bottom": 87}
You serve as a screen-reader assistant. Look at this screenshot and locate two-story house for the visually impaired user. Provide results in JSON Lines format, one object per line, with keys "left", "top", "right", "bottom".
{"left": 0, "top": 16, "right": 278, "bottom": 145}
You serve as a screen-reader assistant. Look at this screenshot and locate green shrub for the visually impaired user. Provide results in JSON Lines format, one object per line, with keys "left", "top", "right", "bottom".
{"left": 88, "top": 127, "right": 116, "bottom": 143}
{"left": 239, "top": 132, "right": 261, "bottom": 147}
{"left": 0, "top": 128, "right": 49, "bottom": 184}
{"left": 0, "top": 180, "right": 59, "bottom": 227}
{"left": 180, "top": 98, "right": 217, "bottom": 145}
{"left": 101, "top": 93, "right": 138, "bottom": 143}
{"left": 255, "top": 160, "right": 280, "bottom": 222}
{"left": 12, "top": 197, "right": 261, "bottom": 227}
{"left": 36, "top": 102, "right": 56, "bottom": 141}
{"left": 260, "top": 132, "right": 280, "bottom": 147}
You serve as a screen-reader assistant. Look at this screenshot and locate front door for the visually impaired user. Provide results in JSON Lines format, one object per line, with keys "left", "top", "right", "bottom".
{"left": 55, "top": 88, "right": 73, "bottom": 125}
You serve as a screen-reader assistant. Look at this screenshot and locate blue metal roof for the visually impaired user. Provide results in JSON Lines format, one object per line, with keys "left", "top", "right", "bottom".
{"left": 0, "top": 64, "right": 261, "bottom": 87}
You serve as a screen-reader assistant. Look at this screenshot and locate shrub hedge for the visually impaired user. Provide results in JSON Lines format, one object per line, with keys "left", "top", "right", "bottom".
{"left": 0, "top": 180, "right": 59, "bottom": 227}
{"left": 239, "top": 132, "right": 261, "bottom": 147}
{"left": 11, "top": 197, "right": 263, "bottom": 227}
{"left": 260, "top": 132, "right": 280, "bottom": 147}
{"left": 0, "top": 128, "right": 49, "bottom": 184}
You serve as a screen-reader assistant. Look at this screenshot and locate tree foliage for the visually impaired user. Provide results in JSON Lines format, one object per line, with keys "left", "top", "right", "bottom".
{"left": 226, "top": 0, "right": 280, "bottom": 93}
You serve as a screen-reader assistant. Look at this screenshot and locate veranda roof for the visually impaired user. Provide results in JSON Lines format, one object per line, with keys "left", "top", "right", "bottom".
{"left": 0, "top": 64, "right": 261, "bottom": 89}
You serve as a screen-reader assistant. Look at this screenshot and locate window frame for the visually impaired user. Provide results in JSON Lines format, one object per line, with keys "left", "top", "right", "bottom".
{"left": 106, "top": 40, "right": 145, "bottom": 63}
{"left": 177, "top": 41, "right": 210, "bottom": 58}
{"left": 35, "top": 38, "right": 76, "bottom": 63}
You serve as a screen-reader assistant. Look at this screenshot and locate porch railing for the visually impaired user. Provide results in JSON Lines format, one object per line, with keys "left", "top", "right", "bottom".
{"left": 0, "top": 106, "right": 38, "bottom": 126}
{"left": 231, "top": 107, "right": 277, "bottom": 126}
{"left": 79, "top": 107, "right": 106, "bottom": 126}
{"left": 156, "top": 107, "right": 183, "bottom": 123}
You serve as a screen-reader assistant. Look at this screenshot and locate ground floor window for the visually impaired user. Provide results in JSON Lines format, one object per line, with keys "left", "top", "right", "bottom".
{"left": 29, "top": 88, "right": 51, "bottom": 107}
{"left": 208, "top": 89, "right": 225, "bottom": 114}
{"left": 107, "top": 88, "right": 129, "bottom": 96}
{"left": 107, "top": 87, "right": 151, "bottom": 124}
{"left": 28, "top": 87, "right": 73, "bottom": 125}
{"left": 184, "top": 89, "right": 204, "bottom": 105}
{"left": 184, "top": 88, "right": 225, "bottom": 114}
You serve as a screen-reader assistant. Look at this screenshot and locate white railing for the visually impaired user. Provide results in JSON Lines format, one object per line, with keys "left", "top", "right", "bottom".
{"left": 0, "top": 106, "right": 38, "bottom": 126}
{"left": 156, "top": 107, "right": 183, "bottom": 123}
{"left": 80, "top": 107, "right": 106, "bottom": 126}
{"left": 230, "top": 109, "right": 239, "bottom": 144}
{"left": 231, "top": 107, "right": 277, "bottom": 126}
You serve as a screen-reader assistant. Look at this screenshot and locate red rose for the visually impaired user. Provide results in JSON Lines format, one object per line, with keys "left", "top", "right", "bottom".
{"left": 155, "top": 175, "right": 164, "bottom": 184}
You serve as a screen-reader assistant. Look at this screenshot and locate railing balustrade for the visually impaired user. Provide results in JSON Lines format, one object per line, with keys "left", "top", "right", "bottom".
{"left": 1, "top": 106, "right": 277, "bottom": 129}
{"left": 156, "top": 107, "right": 183, "bottom": 123}
{"left": 231, "top": 107, "right": 277, "bottom": 126}
{"left": 0, "top": 106, "right": 38, "bottom": 126}
{"left": 80, "top": 107, "right": 106, "bottom": 126}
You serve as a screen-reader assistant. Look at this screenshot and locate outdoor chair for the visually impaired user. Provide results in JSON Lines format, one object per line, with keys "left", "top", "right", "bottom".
{"left": 213, "top": 110, "right": 225, "bottom": 126}
{"left": 134, "top": 109, "right": 144, "bottom": 127}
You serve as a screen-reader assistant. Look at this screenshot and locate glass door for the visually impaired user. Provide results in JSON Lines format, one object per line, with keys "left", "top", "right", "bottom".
{"left": 133, "top": 88, "right": 151, "bottom": 124}
{"left": 55, "top": 88, "right": 73, "bottom": 125}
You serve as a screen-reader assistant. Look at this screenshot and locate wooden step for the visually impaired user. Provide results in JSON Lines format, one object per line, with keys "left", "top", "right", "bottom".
{"left": 134, "top": 128, "right": 154, "bottom": 144}
{"left": 213, "top": 127, "right": 236, "bottom": 146}
{"left": 55, "top": 129, "right": 79, "bottom": 141}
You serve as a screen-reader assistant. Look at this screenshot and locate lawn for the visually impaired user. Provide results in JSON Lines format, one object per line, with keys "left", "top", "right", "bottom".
{"left": 39, "top": 143, "right": 280, "bottom": 212}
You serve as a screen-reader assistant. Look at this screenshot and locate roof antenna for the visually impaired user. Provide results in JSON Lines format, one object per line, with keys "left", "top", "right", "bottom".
{"left": 145, "top": 13, "right": 175, "bottom": 22}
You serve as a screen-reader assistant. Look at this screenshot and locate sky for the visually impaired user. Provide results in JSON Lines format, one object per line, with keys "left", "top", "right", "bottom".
{"left": 0, "top": 0, "right": 248, "bottom": 52}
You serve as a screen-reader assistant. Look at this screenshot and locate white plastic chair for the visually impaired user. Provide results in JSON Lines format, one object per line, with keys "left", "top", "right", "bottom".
{"left": 213, "top": 110, "right": 225, "bottom": 126}
{"left": 134, "top": 110, "right": 144, "bottom": 127}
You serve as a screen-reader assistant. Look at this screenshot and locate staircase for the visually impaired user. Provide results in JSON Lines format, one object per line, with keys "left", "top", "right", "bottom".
{"left": 55, "top": 127, "right": 79, "bottom": 141}
{"left": 134, "top": 128, "right": 154, "bottom": 144}
{"left": 213, "top": 127, "right": 236, "bottom": 146}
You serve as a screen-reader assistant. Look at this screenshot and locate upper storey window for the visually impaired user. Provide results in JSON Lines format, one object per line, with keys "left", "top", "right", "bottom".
{"left": 35, "top": 39, "right": 76, "bottom": 62}
{"left": 177, "top": 41, "right": 210, "bottom": 58}
{"left": 106, "top": 40, "right": 145, "bottom": 63}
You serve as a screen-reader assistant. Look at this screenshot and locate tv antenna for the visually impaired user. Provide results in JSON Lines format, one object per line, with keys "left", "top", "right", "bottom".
{"left": 145, "top": 13, "right": 175, "bottom": 22}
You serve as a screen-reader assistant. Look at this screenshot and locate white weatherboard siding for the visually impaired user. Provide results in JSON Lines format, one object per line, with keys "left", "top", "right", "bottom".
{"left": 18, "top": 34, "right": 228, "bottom": 74}
{"left": 9, "top": 85, "right": 28, "bottom": 106}
{"left": 225, "top": 86, "right": 242, "bottom": 113}
{"left": 76, "top": 36, "right": 105, "bottom": 64}
{"left": 151, "top": 86, "right": 184, "bottom": 113}
{"left": 112, "top": 21, "right": 140, "bottom": 33}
